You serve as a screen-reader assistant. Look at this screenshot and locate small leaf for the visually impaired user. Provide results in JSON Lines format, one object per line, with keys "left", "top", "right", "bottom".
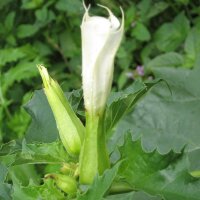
{"left": 55, "top": 0, "right": 82, "bottom": 15}
{"left": 184, "top": 27, "right": 200, "bottom": 67}
{"left": 4, "top": 11, "right": 15, "bottom": 31}
{"left": 154, "top": 13, "right": 190, "bottom": 52}
{"left": 2, "top": 59, "right": 40, "bottom": 93}
{"left": 147, "top": 2, "right": 169, "bottom": 19}
{"left": 17, "top": 24, "right": 39, "bottom": 38}
{"left": 146, "top": 52, "right": 184, "bottom": 69}
{"left": 0, "top": 47, "right": 25, "bottom": 67}
{"left": 21, "top": 0, "right": 44, "bottom": 10}
{"left": 131, "top": 22, "right": 151, "bottom": 41}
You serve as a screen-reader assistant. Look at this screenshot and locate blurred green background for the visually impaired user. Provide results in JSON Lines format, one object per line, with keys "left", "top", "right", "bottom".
{"left": 0, "top": 0, "right": 200, "bottom": 143}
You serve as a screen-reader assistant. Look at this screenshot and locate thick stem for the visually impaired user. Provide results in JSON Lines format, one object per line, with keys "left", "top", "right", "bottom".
{"left": 79, "top": 112, "right": 110, "bottom": 184}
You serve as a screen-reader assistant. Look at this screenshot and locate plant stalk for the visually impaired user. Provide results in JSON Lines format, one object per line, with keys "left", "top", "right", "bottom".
{"left": 79, "top": 112, "right": 110, "bottom": 184}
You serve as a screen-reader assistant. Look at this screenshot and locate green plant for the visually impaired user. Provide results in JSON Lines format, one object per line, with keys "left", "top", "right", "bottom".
{"left": 1, "top": 1, "right": 200, "bottom": 200}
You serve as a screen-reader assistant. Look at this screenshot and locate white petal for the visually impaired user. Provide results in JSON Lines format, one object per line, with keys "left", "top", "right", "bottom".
{"left": 81, "top": 5, "right": 124, "bottom": 114}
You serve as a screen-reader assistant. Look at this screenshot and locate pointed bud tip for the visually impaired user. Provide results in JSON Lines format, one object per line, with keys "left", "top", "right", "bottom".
{"left": 37, "top": 64, "right": 50, "bottom": 88}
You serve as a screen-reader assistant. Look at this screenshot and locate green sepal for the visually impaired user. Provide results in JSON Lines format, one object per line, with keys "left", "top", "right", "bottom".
{"left": 79, "top": 112, "right": 110, "bottom": 184}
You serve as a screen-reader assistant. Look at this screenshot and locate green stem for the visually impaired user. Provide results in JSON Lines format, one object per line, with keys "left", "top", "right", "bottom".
{"left": 79, "top": 112, "right": 110, "bottom": 184}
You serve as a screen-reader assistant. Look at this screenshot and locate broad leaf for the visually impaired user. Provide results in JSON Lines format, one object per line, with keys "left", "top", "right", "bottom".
{"left": 105, "top": 191, "right": 162, "bottom": 200}
{"left": 118, "top": 134, "right": 200, "bottom": 200}
{"left": 105, "top": 79, "right": 162, "bottom": 136}
{"left": 25, "top": 90, "right": 59, "bottom": 143}
{"left": 115, "top": 67, "right": 200, "bottom": 154}
{"left": 25, "top": 89, "right": 83, "bottom": 143}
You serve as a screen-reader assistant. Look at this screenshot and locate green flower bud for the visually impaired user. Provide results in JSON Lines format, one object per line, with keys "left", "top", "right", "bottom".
{"left": 38, "top": 65, "right": 85, "bottom": 156}
{"left": 45, "top": 173, "right": 77, "bottom": 195}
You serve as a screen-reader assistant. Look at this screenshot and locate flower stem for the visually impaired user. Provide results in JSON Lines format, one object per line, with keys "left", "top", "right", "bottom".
{"left": 79, "top": 112, "right": 110, "bottom": 184}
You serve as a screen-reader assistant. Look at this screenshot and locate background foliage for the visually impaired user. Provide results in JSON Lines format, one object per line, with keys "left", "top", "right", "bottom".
{"left": 1, "top": 0, "right": 200, "bottom": 142}
{"left": 1, "top": 0, "right": 200, "bottom": 199}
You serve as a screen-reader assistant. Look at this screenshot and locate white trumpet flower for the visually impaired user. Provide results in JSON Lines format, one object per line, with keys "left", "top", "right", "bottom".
{"left": 81, "top": 4, "right": 124, "bottom": 116}
{"left": 79, "top": 4, "right": 124, "bottom": 184}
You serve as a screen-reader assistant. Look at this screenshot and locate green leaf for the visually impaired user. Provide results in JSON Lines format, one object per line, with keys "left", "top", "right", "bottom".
{"left": 9, "top": 165, "right": 40, "bottom": 186}
{"left": 147, "top": 2, "right": 169, "bottom": 19}
{"left": 0, "top": 47, "right": 25, "bottom": 67}
{"left": 4, "top": 11, "right": 15, "bottom": 31}
{"left": 21, "top": 0, "right": 44, "bottom": 10}
{"left": 17, "top": 24, "right": 39, "bottom": 38}
{"left": 188, "top": 148, "right": 200, "bottom": 173}
{"left": 7, "top": 94, "right": 31, "bottom": 139}
{"left": 0, "top": 183, "right": 12, "bottom": 200}
{"left": 25, "top": 90, "right": 59, "bottom": 143}
{"left": 105, "top": 79, "right": 162, "bottom": 136}
{"left": 18, "top": 140, "right": 69, "bottom": 164}
{"left": 2, "top": 59, "right": 39, "bottom": 93}
{"left": 25, "top": 89, "right": 83, "bottom": 143}
{"left": 78, "top": 162, "right": 121, "bottom": 200}
{"left": 118, "top": 134, "right": 200, "bottom": 200}
{"left": 0, "top": 163, "right": 8, "bottom": 182}
{"left": 55, "top": 0, "right": 82, "bottom": 15}
{"left": 118, "top": 67, "right": 200, "bottom": 154}
{"left": 0, "top": 140, "right": 69, "bottom": 166}
{"left": 154, "top": 13, "right": 190, "bottom": 52}
{"left": 184, "top": 27, "right": 200, "bottom": 67}
{"left": 146, "top": 52, "right": 184, "bottom": 69}
{"left": 0, "top": 0, "right": 12, "bottom": 9}
{"left": 131, "top": 22, "right": 151, "bottom": 41}
{"left": 12, "top": 179, "right": 64, "bottom": 200}
{"left": 59, "top": 30, "right": 79, "bottom": 58}
{"left": 105, "top": 191, "right": 162, "bottom": 200}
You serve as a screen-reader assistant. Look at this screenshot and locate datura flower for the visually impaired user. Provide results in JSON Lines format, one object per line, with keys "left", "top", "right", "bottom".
{"left": 79, "top": 4, "right": 124, "bottom": 184}
{"left": 81, "top": 4, "right": 124, "bottom": 116}
{"left": 38, "top": 65, "right": 84, "bottom": 156}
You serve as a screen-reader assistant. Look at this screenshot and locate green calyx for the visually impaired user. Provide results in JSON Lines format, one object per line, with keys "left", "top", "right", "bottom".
{"left": 79, "top": 112, "right": 110, "bottom": 184}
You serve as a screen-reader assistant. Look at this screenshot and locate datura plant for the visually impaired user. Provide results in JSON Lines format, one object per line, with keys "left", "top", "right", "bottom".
{"left": 39, "top": 4, "right": 124, "bottom": 185}
{"left": 27, "top": 3, "right": 200, "bottom": 200}
{"left": 79, "top": 4, "right": 124, "bottom": 184}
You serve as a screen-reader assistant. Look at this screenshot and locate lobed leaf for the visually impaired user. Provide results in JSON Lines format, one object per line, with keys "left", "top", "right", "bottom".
{"left": 118, "top": 134, "right": 200, "bottom": 200}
